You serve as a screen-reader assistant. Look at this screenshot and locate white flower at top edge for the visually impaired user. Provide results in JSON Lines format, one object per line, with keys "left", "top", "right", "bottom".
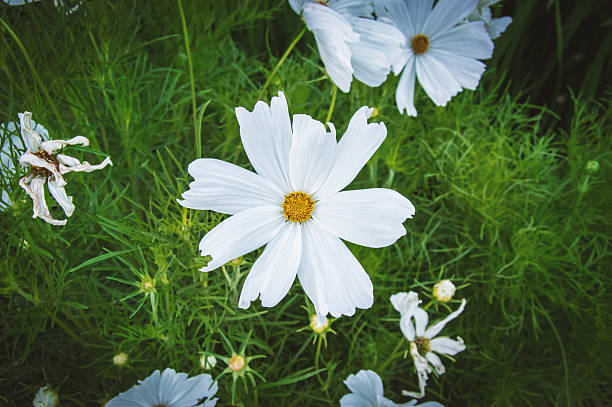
{"left": 16, "top": 112, "right": 112, "bottom": 226}
{"left": 467, "top": 0, "right": 512, "bottom": 40}
{"left": 2, "top": 0, "right": 81, "bottom": 14}
{"left": 106, "top": 368, "right": 218, "bottom": 407}
{"left": 374, "top": 0, "right": 494, "bottom": 116}
{"left": 340, "top": 370, "right": 444, "bottom": 407}
{"left": 288, "top": 0, "right": 405, "bottom": 92}
{"left": 0, "top": 120, "right": 49, "bottom": 209}
{"left": 33, "top": 385, "right": 59, "bottom": 407}
{"left": 178, "top": 91, "right": 415, "bottom": 320}
{"left": 390, "top": 291, "right": 466, "bottom": 398}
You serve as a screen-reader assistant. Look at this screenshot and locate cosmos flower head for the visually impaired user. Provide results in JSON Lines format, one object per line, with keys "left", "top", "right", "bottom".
{"left": 288, "top": 0, "right": 404, "bottom": 92}
{"left": 374, "top": 0, "right": 494, "bottom": 116}
{"left": 179, "top": 91, "right": 415, "bottom": 320}
{"left": 467, "top": 0, "right": 512, "bottom": 40}
{"left": 105, "top": 368, "right": 218, "bottom": 407}
{"left": 15, "top": 112, "right": 112, "bottom": 225}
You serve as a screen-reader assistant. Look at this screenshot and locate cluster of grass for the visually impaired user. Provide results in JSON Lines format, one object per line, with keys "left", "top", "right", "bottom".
{"left": 1, "top": 1, "right": 611, "bottom": 406}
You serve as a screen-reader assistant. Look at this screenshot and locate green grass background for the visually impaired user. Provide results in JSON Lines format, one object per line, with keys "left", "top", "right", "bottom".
{"left": 1, "top": 1, "right": 611, "bottom": 406}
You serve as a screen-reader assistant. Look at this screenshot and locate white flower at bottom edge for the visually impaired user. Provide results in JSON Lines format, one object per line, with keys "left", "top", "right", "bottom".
{"left": 391, "top": 291, "right": 466, "bottom": 398}
{"left": 0, "top": 120, "right": 49, "bottom": 209}
{"left": 467, "top": 0, "right": 512, "bottom": 40}
{"left": 178, "top": 91, "right": 415, "bottom": 320}
{"left": 16, "top": 112, "right": 112, "bottom": 226}
{"left": 374, "top": 0, "right": 494, "bottom": 116}
{"left": 340, "top": 369, "right": 444, "bottom": 407}
{"left": 106, "top": 368, "right": 218, "bottom": 407}
{"left": 289, "top": 0, "right": 404, "bottom": 92}
{"left": 33, "top": 385, "right": 59, "bottom": 407}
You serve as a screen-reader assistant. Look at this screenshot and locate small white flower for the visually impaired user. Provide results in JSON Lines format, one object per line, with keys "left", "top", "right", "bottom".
{"left": 179, "top": 92, "right": 415, "bottom": 319}
{"left": 289, "top": 0, "right": 404, "bottom": 92}
{"left": 1, "top": 120, "right": 49, "bottom": 209}
{"left": 340, "top": 369, "right": 444, "bottom": 407}
{"left": 374, "top": 0, "right": 494, "bottom": 116}
{"left": 200, "top": 354, "right": 217, "bottom": 370}
{"left": 16, "top": 112, "right": 112, "bottom": 225}
{"left": 106, "top": 368, "right": 218, "bottom": 407}
{"left": 391, "top": 291, "right": 466, "bottom": 398}
{"left": 432, "top": 280, "right": 455, "bottom": 302}
{"left": 33, "top": 385, "right": 59, "bottom": 407}
{"left": 112, "top": 352, "right": 128, "bottom": 366}
{"left": 467, "top": 0, "right": 512, "bottom": 40}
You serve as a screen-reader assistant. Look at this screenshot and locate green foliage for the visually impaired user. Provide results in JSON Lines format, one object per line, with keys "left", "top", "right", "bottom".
{"left": 0, "top": 1, "right": 611, "bottom": 406}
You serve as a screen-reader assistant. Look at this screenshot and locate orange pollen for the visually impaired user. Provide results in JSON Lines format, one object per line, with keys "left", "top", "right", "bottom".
{"left": 411, "top": 34, "right": 430, "bottom": 55}
{"left": 282, "top": 192, "right": 315, "bottom": 223}
{"left": 228, "top": 355, "right": 245, "bottom": 372}
{"left": 31, "top": 150, "right": 59, "bottom": 178}
{"left": 414, "top": 336, "right": 431, "bottom": 356}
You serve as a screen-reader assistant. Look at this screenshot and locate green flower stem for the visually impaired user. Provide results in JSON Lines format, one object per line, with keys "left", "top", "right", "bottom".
{"left": 324, "top": 83, "right": 337, "bottom": 123}
{"left": 258, "top": 26, "right": 307, "bottom": 99}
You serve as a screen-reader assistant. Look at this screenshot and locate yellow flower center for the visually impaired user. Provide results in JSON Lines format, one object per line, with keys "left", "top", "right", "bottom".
{"left": 411, "top": 34, "right": 430, "bottom": 55}
{"left": 414, "top": 336, "right": 431, "bottom": 356}
{"left": 282, "top": 192, "right": 315, "bottom": 223}
{"left": 228, "top": 355, "right": 245, "bottom": 372}
{"left": 309, "top": 314, "right": 329, "bottom": 334}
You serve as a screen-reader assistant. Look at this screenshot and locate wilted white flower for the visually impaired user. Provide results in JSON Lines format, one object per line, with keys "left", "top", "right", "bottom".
{"left": 112, "top": 352, "right": 128, "bottom": 366}
{"left": 374, "top": 0, "right": 494, "bottom": 116}
{"left": 289, "top": 0, "right": 404, "bottom": 92}
{"left": 179, "top": 91, "right": 415, "bottom": 319}
{"left": 33, "top": 385, "right": 59, "bottom": 407}
{"left": 340, "top": 369, "right": 444, "bottom": 407}
{"left": 432, "top": 280, "right": 455, "bottom": 302}
{"left": 200, "top": 354, "right": 217, "bottom": 370}
{"left": 1, "top": 120, "right": 49, "bottom": 209}
{"left": 2, "top": 0, "right": 80, "bottom": 14}
{"left": 16, "top": 112, "right": 112, "bottom": 225}
{"left": 391, "top": 291, "right": 466, "bottom": 398}
{"left": 467, "top": 0, "right": 512, "bottom": 40}
{"left": 106, "top": 368, "right": 218, "bottom": 407}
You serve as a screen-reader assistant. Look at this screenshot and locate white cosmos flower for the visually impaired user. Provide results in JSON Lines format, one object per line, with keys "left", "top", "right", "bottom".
{"left": 374, "top": 0, "right": 494, "bottom": 116}
{"left": 2, "top": 0, "right": 80, "bottom": 14}
{"left": 340, "top": 369, "right": 444, "bottom": 407}
{"left": 179, "top": 91, "right": 415, "bottom": 319}
{"left": 289, "top": 0, "right": 404, "bottom": 92}
{"left": 390, "top": 291, "right": 466, "bottom": 398}
{"left": 17, "top": 112, "right": 112, "bottom": 226}
{"left": 1, "top": 120, "right": 49, "bottom": 209}
{"left": 106, "top": 368, "right": 218, "bottom": 407}
{"left": 467, "top": 0, "right": 512, "bottom": 40}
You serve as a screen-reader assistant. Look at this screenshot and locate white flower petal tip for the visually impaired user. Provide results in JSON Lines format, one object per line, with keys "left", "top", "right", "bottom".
{"left": 105, "top": 368, "right": 218, "bottom": 407}
{"left": 377, "top": 0, "right": 495, "bottom": 114}
{"left": 390, "top": 291, "right": 420, "bottom": 315}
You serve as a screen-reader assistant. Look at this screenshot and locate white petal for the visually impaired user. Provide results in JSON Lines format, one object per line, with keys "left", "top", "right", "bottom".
{"left": 198, "top": 206, "right": 284, "bottom": 272}
{"left": 487, "top": 16, "right": 512, "bottom": 39}
{"left": 18, "top": 112, "right": 42, "bottom": 152}
{"left": 59, "top": 156, "right": 112, "bottom": 175}
{"left": 315, "top": 188, "right": 414, "bottom": 248}
{"left": 413, "top": 308, "right": 429, "bottom": 337}
{"left": 425, "top": 351, "right": 445, "bottom": 375}
{"left": 423, "top": 0, "right": 478, "bottom": 39}
{"left": 330, "top": 0, "right": 374, "bottom": 17}
{"left": 19, "top": 175, "right": 66, "bottom": 226}
{"left": 403, "top": 342, "right": 430, "bottom": 399}
{"left": 169, "top": 371, "right": 218, "bottom": 406}
{"left": 19, "top": 152, "right": 65, "bottom": 184}
{"left": 400, "top": 314, "right": 416, "bottom": 341}
{"left": 238, "top": 221, "right": 302, "bottom": 308}
{"left": 390, "top": 291, "right": 420, "bottom": 315}
{"left": 427, "top": 49, "right": 485, "bottom": 90}
{"left": 288, "top": 114, "right": 336, "bottom": 193}
{"left": 343, "top": 370, "right": 384, "bottom": 404}
{"left": 432, "top": 21, "right": 493, "bottom": 60}
{"left": 288, "top": 0, "right": 306, "bottom": 14}
{"left": 303, "top": 3, "right": 358, "bottom": 92}
{"left": 429, "top": 336, "right": 465, "bottom": 356}
{"left": 424, "top": 298, "right": 466, "bottom": 338}
{"left": 297, "top": 220, "right": 373, "bottom": 319}
{"left": 47, "top": 178, "right": 74, "bottom": 217}
{"left": 235, "top": 91, "right": 292, "bottom": 192}
{"left": 415, "top": 53, "right": 462, "bottom": 107}
{"left": 396, "top": 55, "right": 418, "bottom": 116}
{"left": 339, "top": 393, "right": 371, "bottom": 407}
{"left": 41, "top": 135, "right": 89, "bottom": 154}
{"left": 315, "top": 107, "right": 386, "bottom": 199}
{"left": 179, "top": 158, "right": 282, "bottom": 215}
{"left": 375, "top": 0, "right": 433, "bottom": 36}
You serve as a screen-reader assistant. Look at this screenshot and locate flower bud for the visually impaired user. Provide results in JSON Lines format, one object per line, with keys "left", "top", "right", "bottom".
{"left": 200, "top": 354, "right": 217, "bottom": 370}
{"left": 433, "top": 279, "right": 456, "bottom": 302}
{"left": 113, "top": 352, "right": 128, "bottom": 366}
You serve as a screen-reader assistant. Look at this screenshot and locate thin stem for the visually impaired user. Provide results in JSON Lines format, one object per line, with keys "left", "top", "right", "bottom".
{"left": 0, "top": 17, "right": 67, "bottom": 136}
{"left": 177, "top": 0, "right": 200, "bottom": 157}
{"left": 258, "top": 26, "right": 307, "bottom": 99}
{"left": 324, "top": 83, "right": 337, "bottom": 123}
